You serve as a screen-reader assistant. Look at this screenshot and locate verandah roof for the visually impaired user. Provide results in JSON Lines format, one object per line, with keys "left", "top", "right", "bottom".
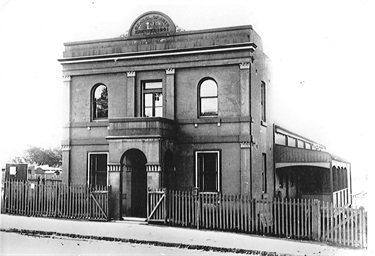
{"left": 275, "top": 145, "right": 350, "bottom": 169}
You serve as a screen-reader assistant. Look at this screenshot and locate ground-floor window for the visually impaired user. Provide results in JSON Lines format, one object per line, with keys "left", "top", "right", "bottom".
{"left": 88, "top": 152, "right": 108, "bottom": 187}
{"left": 195, "top": 151, "right": 220, "bottom": 192}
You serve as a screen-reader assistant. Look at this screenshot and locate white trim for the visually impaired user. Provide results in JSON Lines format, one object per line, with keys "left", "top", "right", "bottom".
{"left": 276, "top": 162, "right": 330, "bottom": 169}
{"left": 87, "top": 152, "right": 109, "bottom": 187}
{"left": 59, "top": 45, "right": 256, "bottom": 64}
{"left": 195, "top": 150, "right": 220, "bottom": 192}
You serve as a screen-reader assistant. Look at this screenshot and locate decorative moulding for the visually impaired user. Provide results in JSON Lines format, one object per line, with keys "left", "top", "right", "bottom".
{"left": 239, "top": 62, "right": 250, "bottom": 70}
{"left": 61, "top": 145, "right": 71, "bottom": 151}
{"left": 146, "top": 164, "right": 162, "bottom": 172}
{"left": 240, "top": 141, "right": 251, "bottom": 148}
{"left": 108, "top": 163, "right": 121, "bottom": 172}
{"left": 62, "top": 75, "right": 71, "bottom": 82}
{"left": 165, "top": 68, "right": 175, "bottom": 75}
{"left": 127, "top": 71, "right": 136, "bottom": 77}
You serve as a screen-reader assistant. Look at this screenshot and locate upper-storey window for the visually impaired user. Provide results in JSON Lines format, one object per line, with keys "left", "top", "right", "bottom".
{"left": 261, "top": 82, "right": 266, "bottom": 122}
{"left": 199, "top": 79, "right": 218, "bottom": 117}
{"left": 297, "top": 140, "right": 304, "bottom": 148}
{"left": 92, "top": 84, "right": 108, "bottom": 120}
{"left": 143, "top": 81, "right": 163, "bottom": 117}
{"left": 287, "top": 137, "right": 297, "bottom": 147}
{"left": 275, "top": 133, "right": 286, "bottom": 145}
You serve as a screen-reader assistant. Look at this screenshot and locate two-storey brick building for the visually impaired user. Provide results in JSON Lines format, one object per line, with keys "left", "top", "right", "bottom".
{"left": 59, "top": 11, "right": 273, "bottom": 219}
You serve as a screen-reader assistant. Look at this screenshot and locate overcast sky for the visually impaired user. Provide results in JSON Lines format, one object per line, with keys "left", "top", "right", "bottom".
{"left": 0, "top": 0, "right": 374, "bottom": 187}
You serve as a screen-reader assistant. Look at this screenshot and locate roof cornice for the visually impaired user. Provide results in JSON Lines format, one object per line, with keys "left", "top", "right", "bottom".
{"left": 58, "top": 42, "right": 257, "bottom": 65}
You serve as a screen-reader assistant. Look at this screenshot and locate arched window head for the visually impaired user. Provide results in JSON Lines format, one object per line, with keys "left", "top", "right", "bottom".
{"left": 199, "top": 79, "right": 218, "bottom": 116}
{"left": 92, "top": 84, "right": 108, "bottom": 120}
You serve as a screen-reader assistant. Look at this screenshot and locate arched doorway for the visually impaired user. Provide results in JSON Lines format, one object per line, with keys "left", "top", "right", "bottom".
{"left": 121, "top": 149, "right": 147, "bottom": 218}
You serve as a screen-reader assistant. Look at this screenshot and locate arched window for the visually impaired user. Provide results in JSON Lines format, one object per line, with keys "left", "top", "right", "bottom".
{"left": 199, "top": 79, "right": 218, "bottom": 116}
{"left": 92, "top": 84, "right": 108, "bottom": 120}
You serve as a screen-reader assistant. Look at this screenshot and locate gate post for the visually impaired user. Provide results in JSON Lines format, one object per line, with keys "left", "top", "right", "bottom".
{"left": 163, "top": 188, "right": 168, "bottom": 224}
{"left": 146, "top": 188, "right": 150, "bottom": 222}
{"left": 193, "top": 187, "right": 200, "bottom": 229}
{"left": 311, "top": 199, "right": 321, "bottom": 241}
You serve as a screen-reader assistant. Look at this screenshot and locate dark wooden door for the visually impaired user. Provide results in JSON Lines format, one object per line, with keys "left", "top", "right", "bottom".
{"left": 131, "top": 155, "right": 147, "bottom": 217}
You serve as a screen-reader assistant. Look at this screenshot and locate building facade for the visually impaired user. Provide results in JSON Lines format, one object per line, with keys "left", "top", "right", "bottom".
{"left": 59, "top": 12, "right": 273, "bottom": 219}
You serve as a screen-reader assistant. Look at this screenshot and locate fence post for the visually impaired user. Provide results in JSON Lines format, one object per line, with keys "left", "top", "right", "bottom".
{"left": 1, "top": 180, "right": 5, "bottom": 213}
{"left": 311, "top": 199, "right": 321, "bottom": 241}
{"left": 146, "top": 188, "right": 150, "bottom": 222}
{"left": 192, "top": 187, "right": 200, "bottom": 230}
{"left": 163, "top": 188, "right": 168, "bottom": 224}
{"left": 107, "top": 185, "right": 111, "bottom": 221}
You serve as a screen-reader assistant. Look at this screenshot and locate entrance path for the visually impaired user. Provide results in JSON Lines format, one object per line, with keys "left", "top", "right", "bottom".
{"left": 0, "top": 214, "right": 370, "bottom": 256}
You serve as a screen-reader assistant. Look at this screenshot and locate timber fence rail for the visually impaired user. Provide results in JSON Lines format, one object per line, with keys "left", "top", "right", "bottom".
{"left": 1, "top": 180, "right": 109, "bottom": 221}
{"left": 321, "top": 201, "right": 367, "bottom": 248}
{"left": 147, "top": 189, "right": 367, "bottom": 249}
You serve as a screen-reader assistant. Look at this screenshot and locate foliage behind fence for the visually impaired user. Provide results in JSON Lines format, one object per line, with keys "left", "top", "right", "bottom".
{"left": 1, "top": 180, "right": 109, "bottom": 221}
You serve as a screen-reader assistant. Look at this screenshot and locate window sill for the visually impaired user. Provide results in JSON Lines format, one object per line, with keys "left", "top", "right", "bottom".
{"left": 199, "top": 115, "right": 219, "bottom": 119}
{"left": 92, "top": 118, "right": 109, "bottom": 122}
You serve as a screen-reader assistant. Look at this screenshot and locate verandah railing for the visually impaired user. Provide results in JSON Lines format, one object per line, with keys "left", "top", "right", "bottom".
{"left": 147, "top": 189, "right": 367, "bottom": 249}
{"left": 1, "top": 180, "right": 109, "bottom": 221}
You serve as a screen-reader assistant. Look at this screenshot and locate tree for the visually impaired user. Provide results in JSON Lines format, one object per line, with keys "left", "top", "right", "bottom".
{"left": 10, "top": 146, "right": 62, "bottom": 167}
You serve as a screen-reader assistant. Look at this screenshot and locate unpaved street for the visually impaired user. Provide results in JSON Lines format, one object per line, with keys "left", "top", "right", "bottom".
{"left": 0, "top": 231, "right": 255, "bottom": 256}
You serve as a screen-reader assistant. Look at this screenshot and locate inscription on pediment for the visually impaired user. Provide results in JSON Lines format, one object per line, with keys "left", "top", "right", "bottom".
{"left": 129, "top": 11, "right": 176, "bottom": 37}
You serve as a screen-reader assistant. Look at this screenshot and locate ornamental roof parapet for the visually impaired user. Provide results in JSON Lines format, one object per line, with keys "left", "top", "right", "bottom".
{"left": 62, "top": 22, "right": 255, "bottom": 60}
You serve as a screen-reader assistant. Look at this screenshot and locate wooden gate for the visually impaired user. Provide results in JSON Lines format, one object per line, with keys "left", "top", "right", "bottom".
{"left": 321, "top": 201, "right": 367, "bottom": 248}
{"left": 90, "top": 187, "right": 109, "bottom": 221}
{"left": 147, "top": 188, "right": 167, "bottom": 223}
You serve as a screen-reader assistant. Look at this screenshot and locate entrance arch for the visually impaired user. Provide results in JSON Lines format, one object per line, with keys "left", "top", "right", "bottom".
{"left": 121, "top": 149, "right": 147, "bottom": 218}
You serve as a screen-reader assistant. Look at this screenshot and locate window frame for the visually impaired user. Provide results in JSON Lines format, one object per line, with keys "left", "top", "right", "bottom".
{"left": 87, "top": 152, "right": 108, "bottom": 187}
{"left": 287, "top": 137, "right": 297, "bottom": 147}
{"left": 275, "top": 133, "right": 287, "bottom": 145}
{"left": 195, "top": 150, "right": 221, "bottom": 193}
{"left": 198, "top": 78, "right": 218, "bottom": 117}
{"left": 142, "top": 80, "right": 163, "bottom": 117}
{"left": 92, "top": 84, "right": 108, "bottom": 121}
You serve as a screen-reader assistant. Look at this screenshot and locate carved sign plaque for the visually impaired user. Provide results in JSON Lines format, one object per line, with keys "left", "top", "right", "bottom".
{"left": 129, "top": 11, "right": 176, "bottom": 37}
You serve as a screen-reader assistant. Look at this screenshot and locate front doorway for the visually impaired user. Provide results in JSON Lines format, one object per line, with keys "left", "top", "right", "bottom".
{"left": 121, "top": 149, "right": 147, "bottom": 218}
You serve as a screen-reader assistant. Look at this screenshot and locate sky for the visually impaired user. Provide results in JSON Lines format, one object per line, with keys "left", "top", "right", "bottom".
{"left": 0, "top": 0, "right": 374, "bottom": 192}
